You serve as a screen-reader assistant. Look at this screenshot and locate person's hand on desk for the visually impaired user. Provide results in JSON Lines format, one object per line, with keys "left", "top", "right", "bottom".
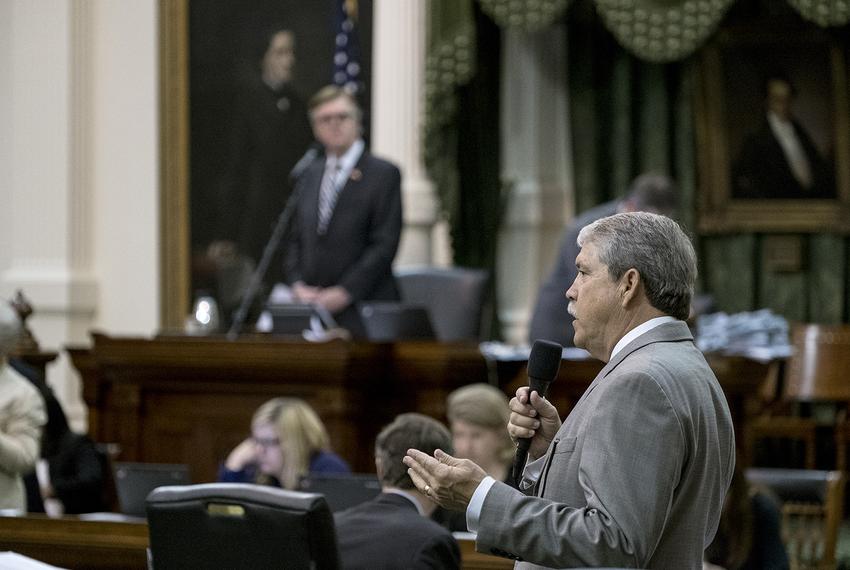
{"left": 316, "top": 286, "right": 351, "bottom": 314}
{"left": 292, "top": 282, "right": 321, "bottom": 303}
{"left": 225, "top": 438, "right": 257, "bottom": 471}
{"left": 403, "top": 448, "right": 487, "bottom": 511}
{"left": 509, "top": 387, "right": 562, "bottom": 462}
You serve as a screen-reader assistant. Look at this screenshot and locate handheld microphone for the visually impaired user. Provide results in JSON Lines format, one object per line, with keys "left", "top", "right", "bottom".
{"left": 289, "top": 142, "right": 323, "bottom": 184}
{"left": 511, "top": 339, "right": 563, "bottom": 487}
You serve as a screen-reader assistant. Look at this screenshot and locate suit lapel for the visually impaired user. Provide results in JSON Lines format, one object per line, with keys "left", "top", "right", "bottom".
{"left": 571, "top": 320, "right": 694, "bottom": 408}
{"left": 537, "top": 321, "right": 694, "bottom": 496}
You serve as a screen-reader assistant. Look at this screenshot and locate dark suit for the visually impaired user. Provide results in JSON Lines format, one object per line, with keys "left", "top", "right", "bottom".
{"left": 334, "top": 492, "right": 460, "bottom": 570}
{"left": 732, "top": 119, "right": 834, "bottom": 200}
{"left": 285, "top": 150, "right": 402, "bottom": 336}
{"left": 528, "top": 200, "right": 619, "bottom": 346}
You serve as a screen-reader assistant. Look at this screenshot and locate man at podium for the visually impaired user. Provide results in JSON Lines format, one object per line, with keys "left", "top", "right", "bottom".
{"left": 283, "top": 85, "right": 402, "bottom": 338}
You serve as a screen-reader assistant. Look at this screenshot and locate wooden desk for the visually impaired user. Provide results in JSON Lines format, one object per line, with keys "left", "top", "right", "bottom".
{"left": 68, "top": 333, "right": 489, "bottom": 479}
{"left": 457, "top": 534, "right": 514, "bottom": 569}
{"left": 0, "top": 514, "right": 507, "bottom": 570}
{"left": 0, "top": 514, "right": 148, "bottom": 570}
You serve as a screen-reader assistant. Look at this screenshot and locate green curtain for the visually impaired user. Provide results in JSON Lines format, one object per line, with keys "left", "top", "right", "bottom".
{"left": 424, "top": 0, "right": 504, "bottom": 338}
{"left": 424, "top": 0, "right": 475, "bottom": 237}
{"left": 567, "top": 2, "right": 697, "bottom": 228}
{"left": 454, "top": 5, "right": 506, "bottom": 339}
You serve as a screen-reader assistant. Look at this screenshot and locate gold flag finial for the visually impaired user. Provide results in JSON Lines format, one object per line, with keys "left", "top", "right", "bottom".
{"left": 344, "top": 0, "right": 358, "bottom": 22}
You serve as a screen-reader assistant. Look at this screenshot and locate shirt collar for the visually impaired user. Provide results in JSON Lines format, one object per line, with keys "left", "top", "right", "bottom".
{"left": 327, "top": 138, "right": 364, "bottom": 173}
{"left": 610, "top": 316, "right": 677, "bottom": 360}
{"left": 383, "top": 488, "right": 425, "bottom": 516}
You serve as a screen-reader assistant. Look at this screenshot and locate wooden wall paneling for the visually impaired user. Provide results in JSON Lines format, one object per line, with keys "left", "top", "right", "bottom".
{"left": 842, "top": 238, "right": 850, "bottom": 323}
{"left": 110, "top": 383, "right": 142, "bottom": 461}
{"left": 702, "top": 234, "right": 757, "bottom": 313}
{"left": 389, "top": 342, "right": 490, "bottom": 422}
{"left": 68, "top": 347, "right": 105, "bottom": 437}
{"left": 82, "top": 335, "right": 393, "bottom": 475}
{"left": 808, "top": 234, "right": 846, "bottom": 323}
{"left": 758, "top": 235, "right": 807, "bottom": 321}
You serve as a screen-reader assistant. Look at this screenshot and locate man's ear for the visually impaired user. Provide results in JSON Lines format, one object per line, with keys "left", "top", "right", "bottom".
{"left": 374, "top": 454, "right": 384, "bottom": 480}
{"left": 619, "top": 268, "right": 641, "bottom": 307}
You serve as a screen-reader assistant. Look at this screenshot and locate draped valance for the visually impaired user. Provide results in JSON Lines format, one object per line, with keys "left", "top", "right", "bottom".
{"left": 424, "top": 0, "right": 849, "bottom": 223}
{"left": 474, "top": 0, "right": 848, "bottom": 61}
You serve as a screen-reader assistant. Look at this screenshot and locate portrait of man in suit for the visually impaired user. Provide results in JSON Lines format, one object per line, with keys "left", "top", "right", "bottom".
{"left": 731, "top": 72, "right": 835, "bottom": 200}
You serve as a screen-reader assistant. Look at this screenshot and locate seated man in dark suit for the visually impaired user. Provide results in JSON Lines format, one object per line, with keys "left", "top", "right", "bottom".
{"left": 334, "top": 413, "right": 460, "bottom": 570}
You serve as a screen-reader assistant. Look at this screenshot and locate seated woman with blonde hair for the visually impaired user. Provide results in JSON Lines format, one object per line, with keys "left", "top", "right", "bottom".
{"left": 220, "top": 397, "right": 349, "bottom": 490}
{"left": 433, "top": 383, "right": 514, "bottom": 531}
{"left": 447, "top": 383, "right": 514, "bottom": 482}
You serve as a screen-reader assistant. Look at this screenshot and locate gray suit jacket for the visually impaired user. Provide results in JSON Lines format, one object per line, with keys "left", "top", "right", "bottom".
{"left": 476, "top": 321, "right": 735, "bottom": 569}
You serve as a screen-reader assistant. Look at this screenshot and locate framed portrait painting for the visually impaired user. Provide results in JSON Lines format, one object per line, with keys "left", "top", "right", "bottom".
{"left": 695, "top": 29, "right": 850, "bottom": 233}
{"left": 160, "top": 0, "right": 373, "bottom": 328}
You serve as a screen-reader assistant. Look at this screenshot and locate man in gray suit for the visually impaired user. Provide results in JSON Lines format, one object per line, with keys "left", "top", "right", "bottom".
{"left": 405, "top": 212, "right": 735, "bottom": 569}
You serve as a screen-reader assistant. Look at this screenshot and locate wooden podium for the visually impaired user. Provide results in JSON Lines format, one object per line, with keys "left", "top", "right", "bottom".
{"left": 68, "top": 333, "right": 489, "bottom": 480}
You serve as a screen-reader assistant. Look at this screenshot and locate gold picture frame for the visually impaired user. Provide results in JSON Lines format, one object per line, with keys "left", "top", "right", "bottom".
{"left": 160, "top": 0, "right": 191, "bottom": 329}
{"left": 695, "top": 30, "right": 850, "bottom": 234}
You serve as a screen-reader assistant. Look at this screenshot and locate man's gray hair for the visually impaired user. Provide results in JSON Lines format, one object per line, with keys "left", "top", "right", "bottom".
{"left": 375, "top": 413, "right": 452, "bottom": 490}
{"left": 577, "top": 212, "right": 696, "bottom": 320}
{"left": 0, "top": 302, "right": 22, "bottom": 357}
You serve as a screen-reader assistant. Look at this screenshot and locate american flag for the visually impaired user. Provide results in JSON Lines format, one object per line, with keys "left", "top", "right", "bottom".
{"left": 332, "top": 0, "right": 363, "bottom": 95}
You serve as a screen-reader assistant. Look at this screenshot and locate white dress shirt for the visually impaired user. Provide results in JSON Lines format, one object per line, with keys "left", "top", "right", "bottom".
{"left": 767, "top": 111, "right": 812, "bottom": 188}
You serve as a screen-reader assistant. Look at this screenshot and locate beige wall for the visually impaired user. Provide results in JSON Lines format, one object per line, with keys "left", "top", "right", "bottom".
{"left": 0, "top": 0, "right": 159, "bottom": 427}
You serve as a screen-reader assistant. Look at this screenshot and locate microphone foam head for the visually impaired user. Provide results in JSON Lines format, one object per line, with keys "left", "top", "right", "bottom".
{"left": 528, "top": 339, "right": 563, "bottom": 381}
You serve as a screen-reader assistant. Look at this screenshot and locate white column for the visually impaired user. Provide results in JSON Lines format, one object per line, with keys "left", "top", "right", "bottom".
{"left": 0, "top": 3, "right": 12, "bottom": 279}
{"left": 498, "top": 24, "right": 573, "bottom": 343}
{"left": 89, "top": 0, "right": 159, "bottom": 336}
{"left": 1, "top": 0, "right": 159, "bottom": 430}
{"left": 371, "top": 0, "right": 448, "bottom": 267}
{"left": 2, "top": 0, "right": 97, "bottom": 427}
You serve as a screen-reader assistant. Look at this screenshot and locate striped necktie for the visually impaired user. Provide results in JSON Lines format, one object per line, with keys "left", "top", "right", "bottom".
{"left": 317, "top": 158, "right": 342, "bottom": 234}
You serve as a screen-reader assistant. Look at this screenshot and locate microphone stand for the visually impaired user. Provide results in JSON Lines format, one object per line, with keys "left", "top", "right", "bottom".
{"left": 226, "top": 184, "right": 303, "bottom": 340}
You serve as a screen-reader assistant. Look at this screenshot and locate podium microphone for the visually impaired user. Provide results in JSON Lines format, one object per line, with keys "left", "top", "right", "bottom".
{"left": 511, "top": 339, "right": 563, "bottom": 487}
{"left": 289, "top": 142, "right": 323, "bottom": 184}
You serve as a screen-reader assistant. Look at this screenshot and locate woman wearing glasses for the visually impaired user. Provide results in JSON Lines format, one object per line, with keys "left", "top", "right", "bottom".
{"left": 219, "top": 397, "right": 349, "bottom": 489}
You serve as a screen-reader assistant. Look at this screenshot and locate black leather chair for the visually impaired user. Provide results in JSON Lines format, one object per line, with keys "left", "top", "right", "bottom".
{"left": 146, "top": 483, "right": 339, "bottom": 570}
{"left": 395, "top": 266, "right": 489, "bottom": 342}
